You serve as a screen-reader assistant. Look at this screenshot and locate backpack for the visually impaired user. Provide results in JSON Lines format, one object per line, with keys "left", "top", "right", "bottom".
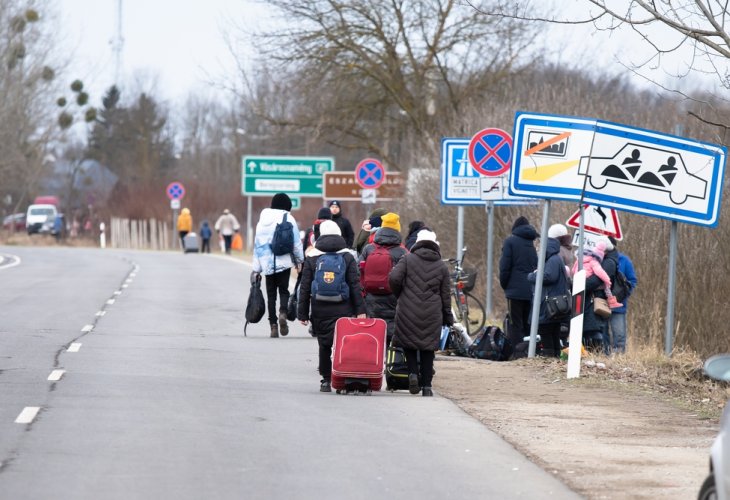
{"left": 312, "top": 253, "right": 349, "bottom": 303}
{"left": 362, "top": 244, "right": 395, "bottom": 294}
{"left": 271, "top": 213, "right": 294, "bottom": 256}
{"left": 468, "top": 326, "right": 511, "bottom": 361}
{"left": 244, "top": 273, "right": 266, "bottom": 336}
{"left": 611, "top": 270, "right": 632, "bottom": 303}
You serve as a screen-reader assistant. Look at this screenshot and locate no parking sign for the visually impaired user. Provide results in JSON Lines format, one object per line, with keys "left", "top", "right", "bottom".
{"left": 468, "top": 128, "right": 513, "bottom": 177}
{"left": 355, "top": 158, "right": 385, "bottom": 189}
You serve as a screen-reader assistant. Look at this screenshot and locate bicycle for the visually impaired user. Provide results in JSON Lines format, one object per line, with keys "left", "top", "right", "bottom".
{"left": 445, "top": 247, "right": 486, "bottom": 338}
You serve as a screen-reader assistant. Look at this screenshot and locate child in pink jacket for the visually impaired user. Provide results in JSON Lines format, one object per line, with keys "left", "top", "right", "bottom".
{"left": 571, "top": 241, "right": 623, "bottom": 309}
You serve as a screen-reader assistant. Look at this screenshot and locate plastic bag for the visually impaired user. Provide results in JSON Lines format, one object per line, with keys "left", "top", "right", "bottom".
{"left": 232, "top": 233, "right": 243, "bottom": 251}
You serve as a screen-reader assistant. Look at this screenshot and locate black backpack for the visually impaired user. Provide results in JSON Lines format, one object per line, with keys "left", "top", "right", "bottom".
{"left": 244, "top": 272, "right": 266, "bottom": 336}
{"left": 611, "top": 270, "right": 633, "bottom": 303}
{"left": 468, "top": 326, "right": 511, "bottom": 361}
{"left": 271, "top": 213, "right": 295, "bottom": 256}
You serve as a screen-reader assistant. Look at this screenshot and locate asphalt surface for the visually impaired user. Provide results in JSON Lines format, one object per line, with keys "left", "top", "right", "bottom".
{"left": 0, "top": 246, "right": 580, "bottom": 499}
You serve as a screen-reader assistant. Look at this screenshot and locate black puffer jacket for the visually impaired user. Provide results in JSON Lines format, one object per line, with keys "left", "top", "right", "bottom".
{"left": 389, "top": 240, "right": 453, "bottom": 351}
{"left": 527, "top": 238, "right": 570, "bottom": 325}
{"left": 332, "top": 212, "right": 355, "bottom": 248}
{"left": 499, "top": 223, "right": 538, "bottom": 300}
{"left": 297, "top": 234, "right": 366, "bottom": 343}
{"left": 583, "top": 248, "right": 619, "bottom": 334}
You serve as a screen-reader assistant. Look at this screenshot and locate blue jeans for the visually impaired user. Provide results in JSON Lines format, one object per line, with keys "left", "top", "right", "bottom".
{"left": 609, "top": 313, "right": 627, "bottom": 353}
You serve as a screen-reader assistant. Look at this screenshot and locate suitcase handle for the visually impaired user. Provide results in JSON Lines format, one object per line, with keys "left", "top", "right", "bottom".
{"left": 350, "top": 318, "right": 378, "bottom": 327}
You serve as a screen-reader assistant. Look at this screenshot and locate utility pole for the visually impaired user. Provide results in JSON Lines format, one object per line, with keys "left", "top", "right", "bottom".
{"left": 110, "top": 0, "right": 124, "bottom": 84}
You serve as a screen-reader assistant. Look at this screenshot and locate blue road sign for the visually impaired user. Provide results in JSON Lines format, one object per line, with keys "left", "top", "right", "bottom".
{"left": 355, "top": 158, "right": 385, "bottom": 189}
{"left": 511, "top": 112, "right": 727, "bottom": 227}
{"left": 166, "top": 181, "right": 186, "bottom": 200}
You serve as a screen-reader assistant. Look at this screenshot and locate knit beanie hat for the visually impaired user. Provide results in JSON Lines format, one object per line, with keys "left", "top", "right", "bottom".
{"left": 512, "top": 216, "right": 529, "bottom": 230}
{"left": 548, "top": 223, "right": 568, "bottom": 239}
{"left": 328, "top": 200, "right": 341, "bottom": 208}
{"left": 317, "top": 207, "right": 332, "bottom": 220}
{"left": 319, "top": 220, "right": 341, "bottom": 236}
{"left": 271, "top": 193, "right": 292, "bottom": 211}
{"left": 416, "top": 229, "right": 439, "bottom": 246}
{"left": 588, "top": 241, "right": 606, "bottom": 261}
{"left": 380, "top": 213, "right": 401, "bottom": 232}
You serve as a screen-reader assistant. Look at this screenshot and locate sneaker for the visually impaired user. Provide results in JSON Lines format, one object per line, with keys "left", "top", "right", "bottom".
{"left": 607, "top": 296, "right": 623, "bottom": 309}
{"left": 422, "top": 387, "right": 433, "bottom": 397}
{"left": 270, "top": 324, "right": 279, "bottom": 338}
{"left": 408, "top": 373, "right": 420, "bottom": 395}
{"left": 278, "top": 310, "right": 289, "bottom": 336}
{"left": 320, "top": 379, "right": 331, "bottom": 392}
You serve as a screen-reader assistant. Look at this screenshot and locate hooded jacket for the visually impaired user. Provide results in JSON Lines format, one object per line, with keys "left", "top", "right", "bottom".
{"left": 331, "top": 211, "right": 355, "bottom": 248}
{"left": 389, "top": 240, "right": 453, "bottom": 351}
{"left": 355, "top": 207, "right": 388, "bottom": 255}
{"left": 499, "top": 222, "right": 538, "bottom": 300}
{"left": 215, "top": 212, "right": 240, "bottom": 236}
{"left": 252, "top": 208, "right": 304, "bottom": 275}
{"left": 200, "top": 221, "right": 212, "bottom": 239}
{"left": 527, "top": 238, "right": 570, "bottom": 325}
{"left": 177, "top": 208, "right": 192, "bottom": 232}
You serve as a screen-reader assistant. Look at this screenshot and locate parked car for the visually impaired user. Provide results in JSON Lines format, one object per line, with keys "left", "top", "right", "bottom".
{"left": 2, "top": 212, "right": 26, "bottom": 231}
{"left": 699, "top": 354, "right": 730, "bottom": 500}
{"left": 26, "top": 204, "right": 57, "bottom": 235}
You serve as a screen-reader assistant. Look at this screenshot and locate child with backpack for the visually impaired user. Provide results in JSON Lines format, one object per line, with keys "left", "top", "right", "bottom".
{"left": 571, "top": 240, "right": 623, "bottom": 309}
{"left": 358, "top": 212, "right": 407, "bottom": 344}
{"left": 297, "top": 220, "right": 366, "bottom": 392}
{"left": 252, "top": 193, "right": 305, "bottom": 338}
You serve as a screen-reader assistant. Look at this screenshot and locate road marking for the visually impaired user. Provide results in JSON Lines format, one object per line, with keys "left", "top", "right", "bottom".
{"left": 113, "top": 291, "right": 122, "bottom": 295}
{"left": 96, "top": 311, "right": 106, "bottom": 317}
{"left": 122, "top": 284, "right": 128, "bottom": 288}
{"left": 81, "top": 325, "right": 93, "bottom": 332}
{"left": 15, "top": 407, "right": 40, "bottom": 424}
{"left": 106, "top": 299, "right": 115, "bottom": 305}
{"left": 521, "top": 159, "right": 579, "bottom": 181}
{"left": 47, "top": 370, "right": 65, "bottom": 381}
{"left": 67, "top": 343, "right": 82, "bottom": 352}
{"left": 524, "top": 131, "right": 572, "bottom": 156}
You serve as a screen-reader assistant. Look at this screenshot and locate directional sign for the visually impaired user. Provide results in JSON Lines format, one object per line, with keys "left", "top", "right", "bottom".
{"left": 323, "top": 171, "right": 405, "bottom": 201}
{"left": 166, "top": 181, "right": 186, "bottom": 200}
{"left": 242, "top": 156, "right": 335, "bottom": 197}
{"left": 566, "top": 204, "right": 623, "bottom": 240}
{"left": 510, "top": 112, "right": 727, "bottom": 227}
{"left": 468, "top": 128, "right": 512, "bottom": 177}
{"left": 355, "top": 158, "right": 385, "bottom": 189}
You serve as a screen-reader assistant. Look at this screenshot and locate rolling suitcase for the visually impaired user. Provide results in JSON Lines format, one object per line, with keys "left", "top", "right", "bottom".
{"left": 331, "top": 317, "right": 386, "bottom": 394}
{"left": 183, "top": 232, "right": 200, "bottom": 253}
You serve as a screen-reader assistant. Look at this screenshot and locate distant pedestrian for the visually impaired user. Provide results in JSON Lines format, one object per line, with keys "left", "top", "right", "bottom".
{"left": 499, "top": 216, "right": 538, "bottom": 348}
{"left": 355, "top": 207, "right": 388, "bottom": 256}
{"left": 328, "top": 200, "right": 355, "bottom": 249}
{"left": 298, "top": 220, "right": 366, "bottom": 392}
{"left": 608, "top": 236, "right": 637, "bottom": 354}
{"left": 389, "top": 230, "right": 453, "bottom": 397}
{"left": 404, "top": 220, "right": 429, "bottom": 251}
{"left": 199, "top": 220, "right": 212, "bottom": 253}
{"left": 214, "top": 209, "right": 240, "bottom": 255}
{"left": 303, "top": 207, "right": 332, "bottom": 255}
{"left": 177, "top": 208, "right": 192, "bottom": 249}
{"left": 252, "top": 193, "right": 304, "bottom": 338}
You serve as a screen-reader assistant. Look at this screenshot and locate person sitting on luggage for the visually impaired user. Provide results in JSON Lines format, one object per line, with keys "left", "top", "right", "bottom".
{"left": 358, "top": 212, "right": 407, "bottom": 345}
{"left": 389, "top": 230, "right": 453, "bottom": 397}
{"left": 297, "top": 220, "right": 366, "bottom": 393}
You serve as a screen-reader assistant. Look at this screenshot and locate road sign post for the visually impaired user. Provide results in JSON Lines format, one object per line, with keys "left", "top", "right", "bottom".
{"left": 166, "top": 181, "right": 186, "bottom": 250}
{"left": 323, "top": 171, "right": 405, "bottom": 201}
{"left": 242, "top": 156, "right": 334, "bottom": 197}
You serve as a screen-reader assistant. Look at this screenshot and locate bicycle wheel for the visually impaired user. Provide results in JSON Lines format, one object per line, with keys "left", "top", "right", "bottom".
{"left": 464, "top": 292, "right": 486, "bottom": 337}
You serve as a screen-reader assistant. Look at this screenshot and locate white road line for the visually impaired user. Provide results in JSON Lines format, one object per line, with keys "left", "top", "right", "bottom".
{"left": 106, "top": 299, "right": 115, "bottom": 305}
{"left": 47, "top": 370, "right": 65, "bottom": 381}
{"left": 67, "top": 343, "right": 82, "bottom": 352}
{"left": 122, "top": 284, "right": 128, "bottom": 288}
{"left": 81, "top": 324, "right": 93, "bottom": 332}
{"left": 15, "top": 407, "right": 40, "bottom": 424}
{"left": 113, "top": 290, "right": 122, "bottom": 295}
{"left": 96, "top": 311, "right": 106, "bottom": 317}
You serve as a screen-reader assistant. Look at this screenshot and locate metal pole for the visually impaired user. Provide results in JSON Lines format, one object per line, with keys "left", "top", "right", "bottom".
{"left": 528, "top": 199, "right": 551, "bottom": 358}
{"left": 485, "top": 201, "right": 494, "bottom": 318}
{"left": 665, "top": 221, "right": 678, "bottom": 356}
{"left": 246, "top": 196, "right": 253, "bottom": 252}
{"left": 456, "top": 206, "right": 464, "bottom": 263}
{"left": 172, "top": 208, "right": 179, "bottom": 250}
{"left": 578, "top": 204, "right": 585, "bottom": 271}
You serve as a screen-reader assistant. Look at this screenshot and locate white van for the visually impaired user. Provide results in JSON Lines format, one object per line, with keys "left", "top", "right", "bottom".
{"left": 26, "top": 204, "right": 58, "bottom": 235}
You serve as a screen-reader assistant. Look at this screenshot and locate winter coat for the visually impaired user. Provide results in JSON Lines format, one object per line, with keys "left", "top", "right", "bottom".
{"left": 177, "top": 209, "right": 192, "bottom": 232}
{"left": 582, "top": 248, "right": 619, "bottom": 333}
{"left": 297, "top": 234, "right": 366, "bottom": 344}
{"left": 252, "top": 208, "right": 304, "bottom": 276}
{"left": 389, "top": 240, "right": 453, "bottom": 351}
{"left": 359, "top": 227, "right": 407, "bottom": 336}
{"left": 355, "top": 208, "right": 388, "bottom": 255}
{"left": 214, "top": 213, "right": 240, "bottom": 236}
{"left": 612, "top": 253, "right": 638, "bottom": 314}
{"left": 200, "top": 221, "right": 212, "bottom": 239}
{"left": 527, "top": 238, "right": 571, "bottom": 325}
{"left": 499, "top": 223, "right": 538, "bottom": 300}
{"left": 404, "top": 221, "right": 427, "bottom": 251}
{"left": 332, "top": 212, "right": 355, "bottom": 248}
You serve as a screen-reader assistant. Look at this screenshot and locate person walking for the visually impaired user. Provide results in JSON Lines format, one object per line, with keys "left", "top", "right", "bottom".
{"left": 214, "top": 209, "right": 240, "bottom": 255}
{"left": 527, "top": 236, "right": 571, "bottom": 357}
{"left": 389, "top": 230, "right": 453, "bottom": 397}
{"left": 499, "top": 216, "right": 538, "bottom": 348}
{"left": 177, "top": 208, "right": 192, "bottom": 250}
{"left": 608, "top": 236, "right": 637, "bottom": 354}
{"left": 297, "top": 220, "right": 366, "bottom": 392}
{"left": 199, "top": 220, "right": 212, "bottom": 253}
{"left": 303, "top": 207, "right": 332, "bottom": 255}
{"left": 359, "top": 212, "right": 407, "bottom": 344}
{"left": 252, "top": 193, "right": 304, "bottom": 338}
{"left": 355, "top": 207, "right": 388, "bottom": 256}
{"left": 328, "top": 200, "right": 355, "bottom": 249}
{"left": 404, "top": 220, "right": 429, "bottom": 251}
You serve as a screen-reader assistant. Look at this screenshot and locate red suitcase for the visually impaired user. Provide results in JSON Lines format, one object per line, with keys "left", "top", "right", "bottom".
{"left": 331, "top": 317, "right": 387, "bottom": 394}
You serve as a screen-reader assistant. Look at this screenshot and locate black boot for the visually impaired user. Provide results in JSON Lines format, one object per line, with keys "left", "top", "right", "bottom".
{"left": 408, "top": 373, "right": 420, "bottom": 395}
{"left": 422, "top": 387, "right": 433, "bottom": 397}
{"left": 278, "top": 309, "right": 289, "bottom": 336}
{"left": 270, "top": 324, "right": 279, "bottom": 338}
{"left": 320, "top": 379, "right": 331, "bottom": 392}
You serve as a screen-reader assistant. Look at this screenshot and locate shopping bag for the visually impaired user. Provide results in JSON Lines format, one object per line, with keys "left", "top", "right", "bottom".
{"left": 232, "top": 233, "right": 243, "bottom": 251}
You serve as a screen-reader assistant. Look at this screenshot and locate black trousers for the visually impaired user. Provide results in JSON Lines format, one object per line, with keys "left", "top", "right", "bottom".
{"left": 179, "top": 230, "right": 188, "bottom": 250}
{"left": 223, "top": 234, "right": 233, "bottom": 254}
{"left": 201, "top": 238, "right": 210, "bottom": 253}
{"left": 538, "top": 322, "right": 562, "bottom": 357}
{"left": 265, "top": 269, "right": 291, "bottom": 324}
{"left": 507, "top": 298, "right": 531, "bottom": 346}
{"left": 403, "top": 348, "right": 435, "bottom": 388}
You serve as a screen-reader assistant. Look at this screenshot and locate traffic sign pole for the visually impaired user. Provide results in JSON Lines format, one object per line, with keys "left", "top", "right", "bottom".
{"left": 485, "top": 202, "right": 494, "bottom": 319}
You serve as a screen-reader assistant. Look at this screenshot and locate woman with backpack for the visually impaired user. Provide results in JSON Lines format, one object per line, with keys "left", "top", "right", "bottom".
{"left": 359, "top": 212, "right": 407, "bottom": 344}
{"left": 297, "top": 220, "right": 366, "bottom": 392}
{"left": 389, "top": 230, "right": 453, "bottom": 397}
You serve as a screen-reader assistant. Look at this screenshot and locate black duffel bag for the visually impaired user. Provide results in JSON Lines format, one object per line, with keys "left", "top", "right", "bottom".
{"left": 244, "top": 272, "right": 266, "bottom": 336}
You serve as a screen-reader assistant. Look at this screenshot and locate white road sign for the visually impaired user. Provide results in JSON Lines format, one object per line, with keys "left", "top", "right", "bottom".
{"left": 510, "top": 112, "right": 727, "bottom": 227}
{"left": 566, "top": 204, "right": 623, "bottom": 240}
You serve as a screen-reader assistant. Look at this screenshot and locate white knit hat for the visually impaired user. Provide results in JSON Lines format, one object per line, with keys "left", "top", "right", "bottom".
{"left": 415, "top": 229, "right": 439, "bottom": 246}
{"left": 319, "top": 220, "right": 341, "bottom": 236}
{"left": 548, "top": 223, "right": 568, "bottom": 238}
{"left": 600, "top": 235, "right": 614, "bottom": 251}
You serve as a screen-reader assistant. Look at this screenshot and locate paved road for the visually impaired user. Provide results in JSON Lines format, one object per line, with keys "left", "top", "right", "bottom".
{"left": 0, "top": 246, "right": 580, "bottom": 499}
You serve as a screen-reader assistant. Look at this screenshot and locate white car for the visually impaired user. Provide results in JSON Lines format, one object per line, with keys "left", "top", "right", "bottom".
{"left": 25, "top": 203, "right": 57, "bottom": 235}
{"left": 700, "top": 354, "right": 730, "bottom": 500}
